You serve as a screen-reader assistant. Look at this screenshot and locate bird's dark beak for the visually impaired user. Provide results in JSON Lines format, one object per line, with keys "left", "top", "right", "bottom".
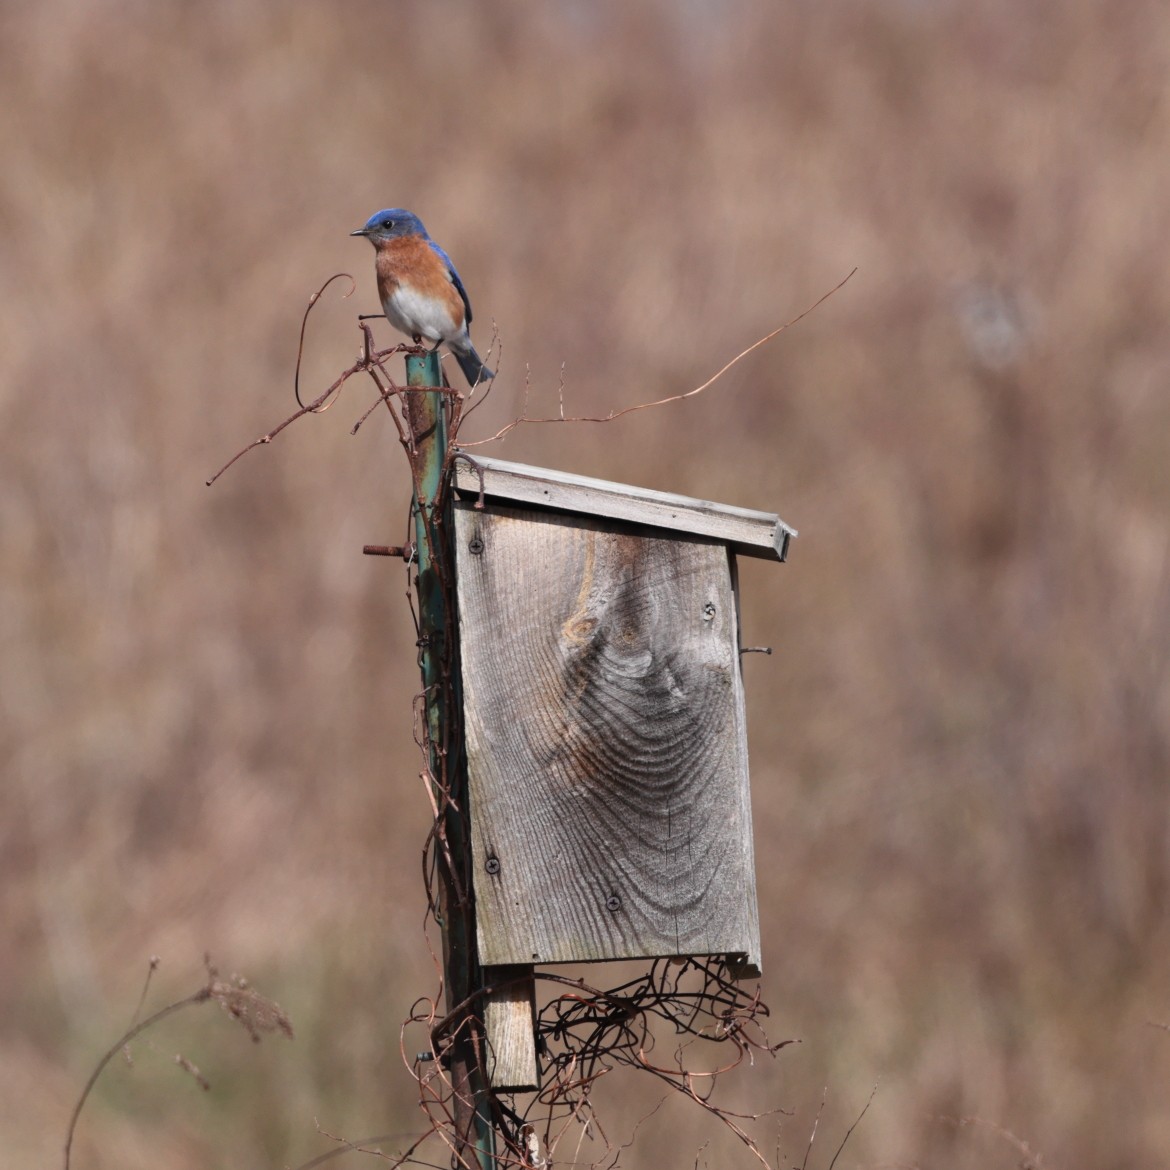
{"left": 350, "top": 227, "right": 369, "bottom": 237}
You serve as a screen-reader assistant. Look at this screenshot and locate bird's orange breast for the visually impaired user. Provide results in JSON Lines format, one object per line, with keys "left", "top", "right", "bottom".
{"left": 375, "top": 236, "right": 464, "bottom": 327}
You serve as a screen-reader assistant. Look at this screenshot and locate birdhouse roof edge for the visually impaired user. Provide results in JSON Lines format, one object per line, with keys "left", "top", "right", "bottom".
{"left": 452, "top": 452, "right": 795, "bottom": 562}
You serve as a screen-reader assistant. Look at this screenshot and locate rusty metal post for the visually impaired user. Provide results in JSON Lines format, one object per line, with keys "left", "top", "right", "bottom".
{"left": 404, "top": 351, "right": 495, "bottom": 1169}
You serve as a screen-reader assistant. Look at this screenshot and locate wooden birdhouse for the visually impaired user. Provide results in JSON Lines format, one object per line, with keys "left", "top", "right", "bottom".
{"left": 453, "top": 456, "right": 794, "bottom": 990}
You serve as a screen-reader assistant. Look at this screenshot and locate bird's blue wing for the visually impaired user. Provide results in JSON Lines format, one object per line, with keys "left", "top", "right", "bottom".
{"left": 428, "top": 239, "right": 473, "bottom": 327}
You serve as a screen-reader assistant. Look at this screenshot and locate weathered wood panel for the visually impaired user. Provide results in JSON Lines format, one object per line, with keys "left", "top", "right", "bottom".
{"left": 453, "top": 455, "right": 795, "bottom": 562}
{"left": 455, "top": 502, "right": 761, "bottom": 971}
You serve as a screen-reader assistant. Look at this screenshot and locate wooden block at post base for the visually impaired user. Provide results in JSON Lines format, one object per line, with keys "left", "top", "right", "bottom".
{"left": 482, "top": 964, "right": 539, "bottom": 1092}
{"left": 455, "top": 500, "right": 763, "bottom": 976}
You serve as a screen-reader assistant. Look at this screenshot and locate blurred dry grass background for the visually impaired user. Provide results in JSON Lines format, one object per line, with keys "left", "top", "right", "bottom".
{"left": 2, "top": 0, "right": 1169, "bottom": 1166}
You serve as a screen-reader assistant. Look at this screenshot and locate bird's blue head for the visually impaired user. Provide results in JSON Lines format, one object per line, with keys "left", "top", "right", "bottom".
{"left": 350, "top": 208, "right": 428, "bottom": 245}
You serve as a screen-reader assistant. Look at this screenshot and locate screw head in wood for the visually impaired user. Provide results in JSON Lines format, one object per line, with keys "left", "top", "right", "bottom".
{"left": 485, "top": 856, "right": 501, "bottom": 875}
{"left": 469, "top": 535, "right": 485, "bottom": 555}
{"left": 605, "top": 894, "right": 621, "bottom": 912}
{"left": 702, "top": 601, "right": 716, "bottom": 620}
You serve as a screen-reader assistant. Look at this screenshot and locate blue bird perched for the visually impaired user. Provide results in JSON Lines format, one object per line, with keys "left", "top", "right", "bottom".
{"left": 350, "top": 208, "right": 494, "bottom": 389}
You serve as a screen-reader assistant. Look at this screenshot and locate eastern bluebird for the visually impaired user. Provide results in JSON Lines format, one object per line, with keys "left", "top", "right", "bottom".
{"left": 350, "top": 208, "right": 494, "bottom": 389}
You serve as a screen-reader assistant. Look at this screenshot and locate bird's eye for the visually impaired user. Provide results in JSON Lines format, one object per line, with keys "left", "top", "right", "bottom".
{"left": 382, "top": 218, "right": 395, "bottom": 230}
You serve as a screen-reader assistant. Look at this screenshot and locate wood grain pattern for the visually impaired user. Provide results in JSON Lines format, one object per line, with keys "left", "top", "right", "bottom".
{"left": 453, "top": 455, "right": 795, "bottom": 562}
{"left": 455, "top": 502, "right": 762, "bottom": 971}
{"left": 483, "top": 965, "right": 538, "bottom": 1091}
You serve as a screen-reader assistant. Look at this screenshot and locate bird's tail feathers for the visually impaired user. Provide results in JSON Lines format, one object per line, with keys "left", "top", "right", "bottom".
{"left": 453, "top": 343, "right": 494, "bottom": 389}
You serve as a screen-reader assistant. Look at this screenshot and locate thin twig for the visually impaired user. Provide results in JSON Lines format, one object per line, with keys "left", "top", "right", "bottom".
{"left": 460, "top": 268, "right": 857, "bottom": 447}
{"left": 309, "top": 1124, "right": 443, "bottom": 1170}
{"left": 64, "top": 988, "right": 213, "bottom": 1170}
{"left": 801, "top": 1086, "right": 827, "bottom": 1170}
{"left": 827, "top": 1085, "right": 876, "bottom": 1170}
{"left": 938, "top": 1114, "right": 1048, "bottom": 1170}
{"left": 206, "top": 357, "right": 365, "bottom": 485}
{"left": 295, "top": 273, "right": 357, "bottom": 409}
{"left": 65, "top": 958, "right": 291, "bottom": 1170}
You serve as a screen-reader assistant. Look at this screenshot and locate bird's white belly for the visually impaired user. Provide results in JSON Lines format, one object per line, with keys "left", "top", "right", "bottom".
{"left": 382, "top": 285, "right": 454, "bottom": 343}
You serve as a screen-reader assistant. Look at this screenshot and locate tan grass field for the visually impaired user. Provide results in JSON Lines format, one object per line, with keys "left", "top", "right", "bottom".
{"left": 3, "top": 1, "right": 1170, "bottom": 1166}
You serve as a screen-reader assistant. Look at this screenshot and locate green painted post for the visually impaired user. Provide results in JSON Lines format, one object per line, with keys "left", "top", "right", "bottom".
{"left": 404, "top": 352, "right": 495, "bottom": 1170}
{"left": 406, "top": 351, "right": 453, "bottom": 837}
